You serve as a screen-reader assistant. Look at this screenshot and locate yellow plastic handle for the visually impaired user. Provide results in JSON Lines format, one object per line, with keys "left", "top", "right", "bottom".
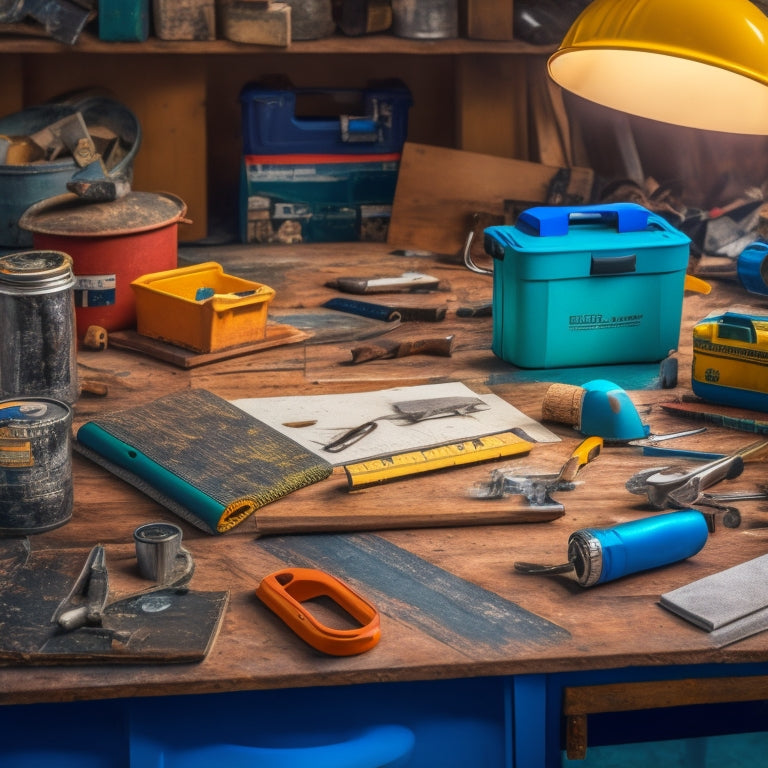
{"left": 684, "top": 274, "right": 712, "bottom": 295}
{"left": 256, "top": 567, "right": 381, "bottom": 656}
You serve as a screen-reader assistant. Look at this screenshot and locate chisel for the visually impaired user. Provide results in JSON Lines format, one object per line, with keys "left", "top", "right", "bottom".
{"left": 349, "top": 335, "right": 455, "bottom": 364}
{"left": 325, "top": 272, "right": 440, "bottom": 294}
{"left": 324, "top": 297, "right": 446, "bottom": 322}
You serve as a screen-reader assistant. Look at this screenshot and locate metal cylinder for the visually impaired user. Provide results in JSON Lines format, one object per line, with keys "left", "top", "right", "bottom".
{"left": 285, "top": 0, "right": 336, "bottom": 39}
{"left": 0, "top": 250, "right": 78, "bottom": 404}
{"left": 391, "top": 0, "right": 458, "bottom": 38}
{"left": 134, "top": 521, "right": 183, "bottom": 583}
{"left": 0, "top": 398, "right": 73, "bottom": 534}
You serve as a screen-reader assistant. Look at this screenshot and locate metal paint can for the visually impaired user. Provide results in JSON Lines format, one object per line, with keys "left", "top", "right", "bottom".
{"left": 0, "top": 250, "right": 78, "bottom": 404}
{"left": 0, "top": 398, "right": 74, "bottom": 534}
{"left": 391, "top": 0, "right": 458, "bottom": 38}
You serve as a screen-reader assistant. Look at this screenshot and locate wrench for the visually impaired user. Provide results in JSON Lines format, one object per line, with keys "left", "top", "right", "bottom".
{"left": 626, "top": 440, "right": 768, "bottom": 510}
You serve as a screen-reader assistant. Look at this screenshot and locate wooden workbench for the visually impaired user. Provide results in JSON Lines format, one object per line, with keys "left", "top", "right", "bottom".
{"left": 2, "top": 242, "right": 768, "bottom": 764}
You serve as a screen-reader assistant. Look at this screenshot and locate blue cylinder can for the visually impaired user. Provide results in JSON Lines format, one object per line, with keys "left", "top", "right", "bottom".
{"left": 568, "top": 510, "right": 710, "bottom": 587}
{"left": 0, "top": 398, "right": 73, "bottom": 534}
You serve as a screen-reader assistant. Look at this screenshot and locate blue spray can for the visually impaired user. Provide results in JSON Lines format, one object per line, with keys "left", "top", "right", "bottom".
{"left": 515, "top": 510, "right": 710, "bottom": 587}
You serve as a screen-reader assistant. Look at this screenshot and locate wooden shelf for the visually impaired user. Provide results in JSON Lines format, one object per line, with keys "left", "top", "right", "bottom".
{"left": 0, "top": 29, "right": 554, "bottom": 55}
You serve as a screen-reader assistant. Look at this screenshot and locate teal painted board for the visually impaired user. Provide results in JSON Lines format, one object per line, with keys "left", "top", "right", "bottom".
{"left": 99, "top": 0, "right": 150, "bottom": 41}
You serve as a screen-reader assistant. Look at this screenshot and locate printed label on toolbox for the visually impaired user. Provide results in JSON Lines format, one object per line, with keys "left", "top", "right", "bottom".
{"left": 569, "top": 312, "right": 644, "bottom": 331}
{"left": 245, "top": 153, "right": 401, "bottom": 182}
{"left": 74, "top": 274, "right": 117, "bottom": 308}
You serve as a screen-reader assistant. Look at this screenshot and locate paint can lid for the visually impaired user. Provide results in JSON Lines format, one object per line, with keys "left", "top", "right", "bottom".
{"left": 0, "top": 250, "right": 75, "bottom": 293}
{"left": 18, "top": 191, "right": 187, "bottom": 237}
{"left": 0, "top": 398, "right": 72, "bottom": 428}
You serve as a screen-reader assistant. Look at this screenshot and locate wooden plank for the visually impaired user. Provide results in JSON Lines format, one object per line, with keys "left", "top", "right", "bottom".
{"left": 564, "top": 676, "right": 768, "bottom": 716}
{"left": 0, "top": 55, "right": 23, "bottom": 117}
{"left": 563, "top": 676, "right": 768, "bottom": 759}
{"left": 527, "top": 59, "right": 567, "bottom": 168}
{"left": 465, "top": 0, "right": 515, "bottom": 40}
{"left": 0, "top": 540, "right": 229, "bottom": 665}
{"left": 457, "top": 55, "right": 528, "bottom": 159}
{"left": 108, "top": 323, "right": 309, "bottom": 368}
{"left": 387, "top": 141, "right": 594, "bottom": 253}
{"left": 257, "top": 533, "right": 570, "bottom": 655}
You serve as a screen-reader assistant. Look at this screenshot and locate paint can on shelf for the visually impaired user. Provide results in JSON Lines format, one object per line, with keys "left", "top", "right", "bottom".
{"left": 391, "top": 0, "right": 458, "bottom": 38}
{"left": 0, "top": 398, "right": 74, "bottom": 534}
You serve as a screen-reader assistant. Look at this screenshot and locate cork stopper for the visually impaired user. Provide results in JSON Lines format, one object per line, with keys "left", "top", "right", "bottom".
{"left": 541, "top": 383, "right": 585, "bottom": 428}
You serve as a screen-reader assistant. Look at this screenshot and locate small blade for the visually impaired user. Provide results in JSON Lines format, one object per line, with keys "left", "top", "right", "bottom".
{"left": 514, "top": 560, "right": 575, "bottom": 576}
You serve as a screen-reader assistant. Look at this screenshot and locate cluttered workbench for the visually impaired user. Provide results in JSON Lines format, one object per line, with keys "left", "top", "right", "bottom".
{"left": 3, "top": 239, "right": 768, "bottom": 767}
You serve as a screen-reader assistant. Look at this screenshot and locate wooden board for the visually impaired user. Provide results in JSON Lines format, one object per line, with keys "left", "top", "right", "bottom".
{"left": 0, "top": 539, "right": 229, "bottom": 665}
{"left": 109, "top": 322, "right": 309, "bottom": 368}
{"left": 387, "top": 142, "right": 595, "bottom": 254}
{"left": 257, "top": 533, "right": 570, "bottom": 654}
{"left": 660, "top": 400, "right": 768, "bottom": 435}
{"left": 465, "top": 0, "right": 515, "bottom": 40}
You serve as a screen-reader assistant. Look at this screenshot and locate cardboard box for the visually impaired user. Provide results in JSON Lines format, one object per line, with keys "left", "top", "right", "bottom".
{"left": 484, "top": 203, "right": 692, "bottom": 368}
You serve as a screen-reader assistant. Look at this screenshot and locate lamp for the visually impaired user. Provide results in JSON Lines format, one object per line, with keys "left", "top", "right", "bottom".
{"left": 548, "top": 0, "right": 768, "bottom": 134}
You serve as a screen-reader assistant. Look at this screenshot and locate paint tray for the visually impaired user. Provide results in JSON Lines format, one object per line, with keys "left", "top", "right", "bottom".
{"left": 131, "top": 262, "right": 275, "bottom": 352}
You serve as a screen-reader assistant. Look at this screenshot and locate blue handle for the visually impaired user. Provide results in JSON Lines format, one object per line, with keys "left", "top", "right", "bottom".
{"left": 324, "top": 297, "right": 398, "bottom": 322}
{"left": 592, "top": 510, "right": 709, "bottom": 585}
{"left": 737, "top": 240, "right": 768, "bottom": 296}
{"left": 517, "top": 203, "right": 651, "bottom": 237}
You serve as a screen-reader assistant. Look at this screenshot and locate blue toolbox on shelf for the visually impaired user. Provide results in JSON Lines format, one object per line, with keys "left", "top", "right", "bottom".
{"left": 239, "top": 80, "right": 412, "bottom": 244}
{"left": 483, "top": 203, "right": 694, "bottom": 368}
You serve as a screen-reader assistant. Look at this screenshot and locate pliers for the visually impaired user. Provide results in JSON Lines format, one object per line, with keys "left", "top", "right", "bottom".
{"left": 51, "top": 544, "right": 109, "bottom": 631}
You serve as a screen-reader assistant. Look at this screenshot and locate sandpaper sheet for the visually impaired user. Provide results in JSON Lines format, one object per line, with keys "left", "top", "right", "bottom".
{"left": 257, "top": 533, "right": 570, "bottom": 655}
{"left": 660, "top": 554, "right": 768, "bottom": 648}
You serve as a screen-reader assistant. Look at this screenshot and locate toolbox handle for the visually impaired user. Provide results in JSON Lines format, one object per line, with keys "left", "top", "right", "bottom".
{"left": 517, "top": 203, "right": 651, "bottom": 237}
{"left": 590, "top": 254, "right": 636, "bottom": 275}
{"left": 255, "top": 86, "right": 394, "bottom": 145}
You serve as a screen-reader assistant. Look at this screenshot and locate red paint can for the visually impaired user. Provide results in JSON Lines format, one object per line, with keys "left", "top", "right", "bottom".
{"left": 19, "top": 191, "right": 188, "bottom": 336}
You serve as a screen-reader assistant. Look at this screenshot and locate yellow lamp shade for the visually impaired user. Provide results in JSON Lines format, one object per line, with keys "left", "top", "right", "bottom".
{"left": 549, "top": 0, "right": 768, "bottom": 134}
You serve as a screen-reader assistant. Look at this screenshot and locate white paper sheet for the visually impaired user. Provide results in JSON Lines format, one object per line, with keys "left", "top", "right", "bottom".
{"left": 233, "top": 382, "right": 560, "bottom": 466}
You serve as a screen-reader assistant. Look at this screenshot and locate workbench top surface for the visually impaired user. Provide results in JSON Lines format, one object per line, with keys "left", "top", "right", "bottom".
{"left": 2, "top": 242, "right": 767, "bottom": 706}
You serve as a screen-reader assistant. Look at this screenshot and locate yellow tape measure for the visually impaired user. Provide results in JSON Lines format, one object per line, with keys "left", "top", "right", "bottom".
{"left": 343, "top": 431, "right": 533, "bottom": 490}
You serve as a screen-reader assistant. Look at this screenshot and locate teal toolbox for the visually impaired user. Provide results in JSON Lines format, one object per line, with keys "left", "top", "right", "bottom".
{"left": 483, "top": 203, "right": 692, "bottom": 368}
{"left": 239, "top": 81, "right": 411, "bottom": 244}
